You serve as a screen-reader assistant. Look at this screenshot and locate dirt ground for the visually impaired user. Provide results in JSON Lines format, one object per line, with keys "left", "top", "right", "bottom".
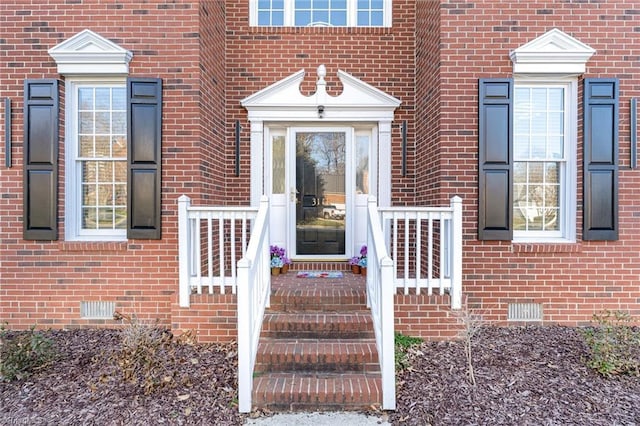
{"left": 1, "top": 325, "right": 639, "bottom": 425}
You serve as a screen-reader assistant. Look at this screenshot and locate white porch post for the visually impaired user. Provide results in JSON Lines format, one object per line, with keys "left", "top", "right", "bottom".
{"left": 250, "top": 120, "right": 264, "bottom": 207}
{"left": 178, "top": 195, "right": 191, "bottom": 308}
{"left": 450, "top": 196, "right": 463, "bottom": 310}
{"left": 378, "top": 120, "right": 392, "bottom": 208}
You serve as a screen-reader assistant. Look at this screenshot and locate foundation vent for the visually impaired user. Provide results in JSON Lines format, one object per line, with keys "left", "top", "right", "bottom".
{"left": 507, "top": 303, "right": 543, "bottom": 321}
{"left": 80, "top": 301, "right": 116, "bottom": 319}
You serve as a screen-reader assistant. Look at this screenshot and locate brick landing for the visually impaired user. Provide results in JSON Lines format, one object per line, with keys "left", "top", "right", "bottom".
{"left": 253, "top": 270, "right": 381, "bottom": 411}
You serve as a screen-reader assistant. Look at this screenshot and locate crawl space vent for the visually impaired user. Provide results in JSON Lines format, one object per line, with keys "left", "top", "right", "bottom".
{"left": 507, "top": 303, "right": 543, "bottom": 321}
{"left": 80, "top": 301, "right": 116, "bottom": 319}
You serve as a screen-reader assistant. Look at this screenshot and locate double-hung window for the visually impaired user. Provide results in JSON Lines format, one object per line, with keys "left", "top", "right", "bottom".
{"left": 513, "top": 81, "right": 576, "bottom": 241}
{"left": 251, "top": 0, "right": 391, "bottom": 27}
{"left": 67, "top": 80, "right": 128, "bottom": 241}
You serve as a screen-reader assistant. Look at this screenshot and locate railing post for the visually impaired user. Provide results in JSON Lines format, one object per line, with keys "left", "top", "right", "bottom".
{"left": 178, "top": 195, "right": 192, "bottom": 308}
{"left": 380, "top": 256, "right": 396, "bottom": 410}
{"left": 450, "top": 196, "right": 463, "bottom": 310}
{"left": 237, "top": 257, "right": 251, "bottom": 413}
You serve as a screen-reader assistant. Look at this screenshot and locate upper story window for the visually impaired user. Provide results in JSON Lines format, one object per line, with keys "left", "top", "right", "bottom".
{"left": 250, "top": 0, "right": 391, "bottom": 27}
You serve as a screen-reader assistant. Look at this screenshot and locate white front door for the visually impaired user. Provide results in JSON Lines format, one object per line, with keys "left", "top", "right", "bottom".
{"left": 267, "top": 125, "right": 374, "bottom": 260}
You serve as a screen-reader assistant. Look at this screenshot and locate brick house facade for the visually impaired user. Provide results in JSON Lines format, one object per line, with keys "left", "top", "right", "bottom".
{"left": 1, "top": 1, "right": 639, "bottom": 342}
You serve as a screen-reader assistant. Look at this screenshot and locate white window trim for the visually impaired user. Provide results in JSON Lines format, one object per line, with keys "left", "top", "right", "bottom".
{"left": 249, "top": 0, "right": 392, "bottom": 28}
{"left": 512, "top": 77, "right": 577, "bottom": 244}
{"left": 65, "top": 77, "right": 128, "bottom": 242}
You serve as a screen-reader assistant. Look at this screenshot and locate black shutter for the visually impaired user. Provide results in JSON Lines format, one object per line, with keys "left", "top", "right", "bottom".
{"left": 478, "top": 79, "right": 513, "bottom": 240}
{"left": 23, "top": 79, "right": 58, "bottom": 240}
{"left": 127, "top": 78, "right": 162, "bottom": 239}
{"left": 583, "top": 78, "right": 619, "bottom": 241}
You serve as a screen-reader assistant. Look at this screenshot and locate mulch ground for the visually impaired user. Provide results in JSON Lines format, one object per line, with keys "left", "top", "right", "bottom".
{"left": 1, "top": 325, "right": 639, "bottom": 425}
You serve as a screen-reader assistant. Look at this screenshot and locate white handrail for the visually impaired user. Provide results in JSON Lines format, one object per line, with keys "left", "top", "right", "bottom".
{"left": 177, "top": 195, "right": 259, "bottom": 308}
{"left": 378, "top": 196, "right": 463, "bottom": 309}
{"left": 366, "top": 196, "right": 396, "bottom": 410}
{"left": 237, "top": 196, "right": 271, "bottom": 414}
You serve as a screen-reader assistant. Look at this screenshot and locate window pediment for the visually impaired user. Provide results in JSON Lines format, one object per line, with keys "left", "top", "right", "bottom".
{"left": 510, "top": 28, "right": 595, "bottom": 75}
{"left": 48, "top": 29, "right": 133, "bottom": 75}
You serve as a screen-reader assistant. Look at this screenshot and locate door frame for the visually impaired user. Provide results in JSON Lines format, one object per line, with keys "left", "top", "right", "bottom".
{"left": 288, "top": 126, "right": 353, "bottom": 260}
{"left": 241, "top": 66, "right": 400, "bottom": 258}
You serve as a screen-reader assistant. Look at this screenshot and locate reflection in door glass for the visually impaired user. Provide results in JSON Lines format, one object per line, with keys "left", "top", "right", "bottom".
{"left": 296, "top": 132, "right": 346, "bottom": 255}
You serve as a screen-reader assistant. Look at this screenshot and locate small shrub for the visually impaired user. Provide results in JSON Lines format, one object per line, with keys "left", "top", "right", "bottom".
{"left": 0, "top": 323, "right": 56, "bottom": 381}
{"left": 112, "top": 311, "right": 177, "bottom": 394}
{"left": 582, "top": 310, "right": 640, "bottom": 377}
{"left": 395, "top": 332, "right": 423, "bottom": 371}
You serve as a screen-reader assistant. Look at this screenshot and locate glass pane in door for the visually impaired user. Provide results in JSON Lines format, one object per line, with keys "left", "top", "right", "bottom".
{"left": 295, "top": 132, "right": 346, "bottom": 255}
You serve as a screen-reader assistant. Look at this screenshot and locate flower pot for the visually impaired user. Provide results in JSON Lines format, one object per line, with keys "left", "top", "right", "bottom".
{"left": 271, "top": 267, "right": 281, "bottom": 276}
{"left": 281, "top": 264, "right": 289, "bottom": 274}
{"left": 361, "top": 267, "right": 367, "bottom": 277}
{"left": 350, "top": 264, "right": 361, "bottom": 274}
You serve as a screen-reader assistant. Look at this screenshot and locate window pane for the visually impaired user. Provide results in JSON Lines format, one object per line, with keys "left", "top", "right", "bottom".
{"left": 82, "top": 183, "right": 96, "bottom": 205}
{"left": 112, "top": 136, "right": 127, "bottom": 158}
{"left": 332, "top": 0, "right": 346, "bottom": 8}
{"left": 356, "top": 135, "right": 369, "bottom": 194}
{"left": 330, "top": 11, "right": 346, "bottom": 26}
{"left": 295, "top": 11, "right": 311, "bottom": 25}
{"left": 369, "top": 11, "right": 383, "bottom": 26}
{"left": 296, "top": 0, "right": 311, "bottom": 8}
{"left": 95, "top": 88, "right": 110, "bottom": 110}
{"left": 114, "top": 208, "right": 127, "bottom": 229}
{"left": 272, "top": 135, "right": 285, "bottom": 194}
{"left": 112, "top": 111, "right": 126, "bottom": 134}
{"left": 95, "top": 112, "right": 110, "bottom": 134}
{"left": 357, "top": 11, "right": 369, "bottom": 26}
{"left": 79, "top": 112, "right": 93, "bottom": 134}
{"left": 79, "top": 88, "right": 93, "bottom": 110}
{"left": 314, "top": 10, "right": 329, "bottom": 24}
{"left": 95, "top": 136, "right": 110, "bottom": 157}
{"left": 80, "top": 136, "right": 94, "bottom": 157}
{"left": 112, "top": 88, "right": 126, "bottom": 110}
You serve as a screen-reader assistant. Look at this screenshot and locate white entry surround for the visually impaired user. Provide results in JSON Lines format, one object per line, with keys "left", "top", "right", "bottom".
{"left": 241, "top": 65, "right": 400, "bottom": 259}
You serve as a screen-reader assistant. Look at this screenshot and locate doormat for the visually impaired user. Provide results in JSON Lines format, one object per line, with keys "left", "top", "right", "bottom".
{"left": 296, "top": 271, "right": 344, "bottom": 278}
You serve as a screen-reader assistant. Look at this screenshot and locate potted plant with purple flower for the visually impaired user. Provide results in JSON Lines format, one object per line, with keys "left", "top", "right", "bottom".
{"left": 349, "top": 256, "right": 361, "bottom": 274}
{"left": 349, "top": 245, "right": 367, "bottom": 274}
{"left": 358, "top": 245, "right": 367, "bottom": 276}
{"left": 270, "top": 245, "right": 289, "bottom": 275}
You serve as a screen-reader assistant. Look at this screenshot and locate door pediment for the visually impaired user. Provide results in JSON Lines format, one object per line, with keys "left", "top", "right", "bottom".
{"left": 241, "top": 65, "right": 400, "bottom": 122}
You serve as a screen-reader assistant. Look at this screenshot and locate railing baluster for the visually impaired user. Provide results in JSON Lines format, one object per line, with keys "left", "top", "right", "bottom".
{"left": 416, "top": 212, "right": 422, "bottom": 291}
{"left": 427, "top": 213, "right": 433, "bottom": 295}
{"left": 218, "top": 211, "right": 225, "bottom": 294}
{"left": 231, "top": 213, "right": 237, "bottom": 293}
{"left": 404, "top": 214, "right": 410, "bottom": 291}
{"left": 195, "top": 214, "right": 202, "bottom": 295}
{"left": 207, "top": 213, "right": 213, "bottom": 294}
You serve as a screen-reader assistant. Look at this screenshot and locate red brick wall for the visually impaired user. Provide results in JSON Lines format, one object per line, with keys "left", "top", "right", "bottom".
{"left": 435, "top": 0, "right": 640, "bottom": 325}
{"left": 0, "top": 1, "right": 206, "bottom": 330}
{"left": 224, "top": 0, "right": 418, "bottom": 206}
{"left": 415, "top": 0, "right": 443, "bottom": 206}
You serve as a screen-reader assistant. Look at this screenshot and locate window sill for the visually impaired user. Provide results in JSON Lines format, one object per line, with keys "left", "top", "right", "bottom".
{"left": 511, "top": 242, "right": 582, "bottom": 254}
{"left": 60, "top": 241, "right": 128, "bottom": 253}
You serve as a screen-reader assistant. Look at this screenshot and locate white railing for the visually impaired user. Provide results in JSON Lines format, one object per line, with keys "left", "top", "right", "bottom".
{"left": 237, "top": 196, "right": 271, "bottom": 414}
{"left": 177, "top": 195, "right": 259, "bottom": 307}
{"left": 378, "top": 196, "right": 463, "bottom": 309}
{"left": 366, "top": 197, "right": 396, "bottom": 410}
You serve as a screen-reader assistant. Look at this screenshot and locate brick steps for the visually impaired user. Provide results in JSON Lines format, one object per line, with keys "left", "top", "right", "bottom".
{"left": 255, "top": 339, "right": 379, "bottom": 373}
{"left": 252, "top": 372, "right": 381, "bottom": 411}
{"left": 262, "top": 312, "right": 375, "bottom": 339}
{"left": 253, "top": 273, "right": 380, "bottom": 411}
